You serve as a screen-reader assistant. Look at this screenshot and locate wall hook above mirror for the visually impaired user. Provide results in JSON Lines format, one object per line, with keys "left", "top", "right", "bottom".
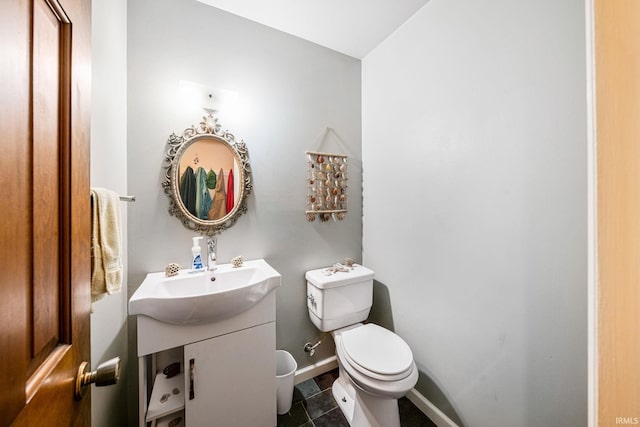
{"left": 162, "top": 112, "right": 252, "bottom": 236}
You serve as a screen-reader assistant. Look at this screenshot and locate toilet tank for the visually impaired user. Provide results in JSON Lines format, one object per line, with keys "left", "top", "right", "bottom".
{"left": 305, "top": 265, "right": 374, "bottom": 332}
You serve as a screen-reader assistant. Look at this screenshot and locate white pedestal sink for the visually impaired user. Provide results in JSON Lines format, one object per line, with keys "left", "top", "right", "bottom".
{"left": 129, "top": 258, "right": 281, "bottom": 325}
{"left": 129, "top": 258, "right": 281, "bottom": 427}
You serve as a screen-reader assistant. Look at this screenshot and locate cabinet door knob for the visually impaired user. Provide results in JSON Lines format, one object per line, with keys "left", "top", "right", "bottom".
{"left": 189, "top": 358, "right": 195, "bottom": 400}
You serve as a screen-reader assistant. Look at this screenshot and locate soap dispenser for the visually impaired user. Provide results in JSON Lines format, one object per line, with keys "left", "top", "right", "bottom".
{"left": 191, "top": 236, "right": 204, "bottom": 271}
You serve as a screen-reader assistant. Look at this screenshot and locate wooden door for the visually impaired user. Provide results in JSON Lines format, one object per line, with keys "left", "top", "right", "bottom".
{"left": 0, "top": 0, "right": 91, "bottom": 425}
{"left": 594, "top": 0, "right": 640, "bottom": 425}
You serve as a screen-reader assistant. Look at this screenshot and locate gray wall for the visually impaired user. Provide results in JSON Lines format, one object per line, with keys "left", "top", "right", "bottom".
{"left": 90, "top": 0, "right": 129, "bottom": 425}
{"left": 127, "top": 0, "right": 361, "bottom": 408}
{"left": 362, "top": 0, "right": 587, "bottom": 426}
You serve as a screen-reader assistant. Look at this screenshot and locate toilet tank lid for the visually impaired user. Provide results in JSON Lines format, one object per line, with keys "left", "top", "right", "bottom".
{"left": 305, "top": 264, "right": 374, "bottom": 289}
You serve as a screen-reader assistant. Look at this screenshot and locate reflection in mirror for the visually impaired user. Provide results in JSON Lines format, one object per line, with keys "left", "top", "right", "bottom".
{"left": 163, "top": 113, "right": 251, "bottom": 235}
{"left": 177, "top": 138, "right": 241, "bottom": 221}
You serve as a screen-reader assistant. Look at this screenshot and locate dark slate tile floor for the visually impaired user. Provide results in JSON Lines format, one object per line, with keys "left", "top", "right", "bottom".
{"left": 276, "top": 368, "right": 437, "bottom": 427}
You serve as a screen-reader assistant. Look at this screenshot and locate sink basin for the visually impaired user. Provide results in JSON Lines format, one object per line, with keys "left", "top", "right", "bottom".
{"left": 129, "top": 259, "right": 281, "bottom": 325}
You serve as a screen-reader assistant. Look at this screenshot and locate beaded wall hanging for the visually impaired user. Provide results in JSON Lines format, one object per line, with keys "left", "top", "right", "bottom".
{"left": 306, "top": 151, "right": 348, "bottom": 222}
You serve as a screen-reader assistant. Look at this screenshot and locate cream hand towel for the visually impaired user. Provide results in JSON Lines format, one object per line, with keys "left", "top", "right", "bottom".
{"left": 90, "top": 188, "right": 123, "bottom": 303}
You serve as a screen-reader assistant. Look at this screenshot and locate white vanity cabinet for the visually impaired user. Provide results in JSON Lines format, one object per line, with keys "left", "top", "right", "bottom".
{"left": 135, "top": 291, "right": 277, "bottom": 427}
{"left": 184, "top": 322, "right": 275, "bottom": 426}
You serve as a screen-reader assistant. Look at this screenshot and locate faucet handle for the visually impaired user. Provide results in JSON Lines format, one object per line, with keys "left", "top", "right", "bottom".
{"left": 207, "top": 237, "right": 217, "bottom": 252}
{"left": 206, "top": 237, "right": 217, "bottom": 271}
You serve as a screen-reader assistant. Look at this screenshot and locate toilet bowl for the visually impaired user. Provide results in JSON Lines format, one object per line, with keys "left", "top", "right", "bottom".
{"left": 305, "top": 265, "right": 418, "bottom": 427}
{"left": 328, "top": 324, "right": 418, "bottom": 427}
{"left": 334, "top": 324, "right": 418, "bottom": 399}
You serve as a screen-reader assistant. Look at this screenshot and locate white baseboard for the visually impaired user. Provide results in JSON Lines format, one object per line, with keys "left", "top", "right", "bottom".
{"left": 295, "top": 356, "right": 457, "bottom": 427}
{"left": 406, "top": 388, "right": 459, "bottom": 427}
{"left": 294, "top": 355, "right": 338, "bottom": 384}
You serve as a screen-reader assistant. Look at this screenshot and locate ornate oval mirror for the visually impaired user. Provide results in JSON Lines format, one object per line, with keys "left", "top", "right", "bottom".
{"left": 163, "top": 113, "right": 252, "bottom": 235}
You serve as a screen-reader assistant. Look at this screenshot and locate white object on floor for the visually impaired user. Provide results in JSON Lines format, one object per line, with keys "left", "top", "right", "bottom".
{"left": 276, "top": 350, "right": 298, "bottom": 415}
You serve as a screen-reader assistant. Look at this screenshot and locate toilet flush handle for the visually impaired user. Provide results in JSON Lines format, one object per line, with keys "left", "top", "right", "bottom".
{"left": 307, "top": 294, "right": 316, "bottom": 307}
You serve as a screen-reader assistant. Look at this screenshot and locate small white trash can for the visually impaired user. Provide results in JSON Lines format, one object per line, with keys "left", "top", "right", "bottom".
{"left": 275, "top": 350, "right": 297, "bottom": 415}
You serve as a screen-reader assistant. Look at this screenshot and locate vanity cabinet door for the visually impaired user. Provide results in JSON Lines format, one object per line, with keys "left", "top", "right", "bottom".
{"left": 184, "top": 322, "right": 276, "bottom": 427}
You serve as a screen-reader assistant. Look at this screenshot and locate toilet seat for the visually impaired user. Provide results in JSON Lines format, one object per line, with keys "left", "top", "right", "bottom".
{"left": 341, "top": 324, "right": 414, "bottom": 381}
{"left": 334, "top": 324, "right": 419, "bottom": 399}
{"left": 342, "top": 324, "right": 413, "bottom": 377}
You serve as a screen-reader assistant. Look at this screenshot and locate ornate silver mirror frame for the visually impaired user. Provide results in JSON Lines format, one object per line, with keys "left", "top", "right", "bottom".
{"left": 163, "top": 113, "right": 252, "bottom": 235}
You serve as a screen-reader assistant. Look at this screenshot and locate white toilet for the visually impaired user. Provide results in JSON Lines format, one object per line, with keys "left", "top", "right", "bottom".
{"left": 306, "top": 264, "right": 418, "bottom": 427}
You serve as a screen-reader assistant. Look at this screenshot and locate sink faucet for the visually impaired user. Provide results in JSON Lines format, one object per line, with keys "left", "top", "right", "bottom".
{"left": 206, "top": 237, "right": 217, "bottom": 272}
